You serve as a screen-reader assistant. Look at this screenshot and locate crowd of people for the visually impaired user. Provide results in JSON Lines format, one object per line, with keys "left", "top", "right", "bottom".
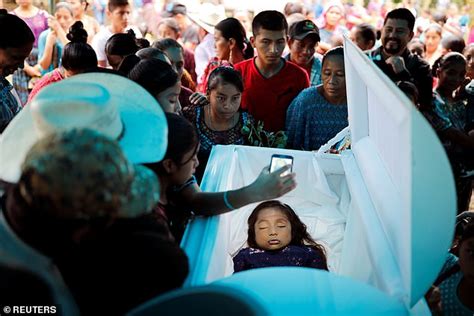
{"left": 0, "top": 0, "right": 473, "bottom": 314}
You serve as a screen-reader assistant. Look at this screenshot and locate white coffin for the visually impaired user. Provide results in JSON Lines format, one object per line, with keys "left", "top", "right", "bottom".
{"left": 180, "top": 38, "right": 456, "bottom": 314}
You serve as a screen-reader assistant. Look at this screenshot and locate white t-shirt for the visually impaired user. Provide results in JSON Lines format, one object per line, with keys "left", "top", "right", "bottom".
{"left": 194, "top": 33, "right": 216, "bottom": 84}
{"left": 91, "top": 25, "right": 143, "bottom": 67}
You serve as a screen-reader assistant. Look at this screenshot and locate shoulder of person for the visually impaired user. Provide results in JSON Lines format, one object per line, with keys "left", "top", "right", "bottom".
{"left": 233, "top": 58, "right": 251, "bottom": 71}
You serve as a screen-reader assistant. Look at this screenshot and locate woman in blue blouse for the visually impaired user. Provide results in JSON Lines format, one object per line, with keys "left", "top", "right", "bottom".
{"left": 286, "top": 46, "right": 348, "bottom": 151}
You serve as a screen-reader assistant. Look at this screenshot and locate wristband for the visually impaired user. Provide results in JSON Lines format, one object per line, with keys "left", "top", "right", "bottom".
{"left": 223, "top": 191, "right": 235, "bottom": 210}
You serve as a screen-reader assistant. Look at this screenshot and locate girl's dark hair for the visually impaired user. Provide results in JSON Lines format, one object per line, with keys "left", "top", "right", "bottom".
{"left": 438, "top": 52, "right": 466, "bottom": 70}
{"left": 397, "top": 80, "right": 419, "bottom": 105}
{"left": 354, "top": 23, "right": 377, "bottom": 45}
{"left": 0, "top": 9, "right": 35, "bottom": 49}
{"left": 62, "top": 21, "right": 97, "bottom": 72}
{"left": 153, "top": 38, "right": 183, "bottom": 54}
{"left": 247, "top": 200, "right": 328, "bottom": 270}
{"left": 207, "top": 66, "right": 244, "bottom": 93}
{"left": 127, "top": 58, "right": 179, "bottom": 99}
{"left": 215, "top": 18, "right": 254, "bottom": 60}
{"left": 432, "top": 52, "right": 466, "bottom": 80}
{"left": 322, "top": 46, "right": 344, "bottom": 67}
{"left": 117, "top": 54, "right": 140, "bottom": 75}
{"left": 441, "top": 35, "right": 466, "bottom": 54}
{"left": 145, "top": 113, "right": 199, "bottom": 174}
{"left": 105, "top": 29, "right": 139, "bottom": 56}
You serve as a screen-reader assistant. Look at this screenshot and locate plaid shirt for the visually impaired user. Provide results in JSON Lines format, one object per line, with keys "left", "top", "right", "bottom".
{"left": 0, "top": 77, "right": 21, "bottom": 133}
{"left": 285, "top": 53, "right": 322, "bottom": 87}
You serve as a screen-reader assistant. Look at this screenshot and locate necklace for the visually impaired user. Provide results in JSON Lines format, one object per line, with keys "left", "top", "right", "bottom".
{"left": 206, "top": 106, "right": 238, "bottom": 132}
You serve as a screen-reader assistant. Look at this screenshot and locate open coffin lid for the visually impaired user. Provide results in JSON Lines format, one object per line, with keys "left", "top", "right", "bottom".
{"left": 181, "top": 37, "right": 457, "bottom": 311}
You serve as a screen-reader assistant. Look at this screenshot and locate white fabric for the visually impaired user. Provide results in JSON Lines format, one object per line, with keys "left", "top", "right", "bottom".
{"left": 195, "top": 33, "right": 215, "bottom": 84}
{"left": 188, "top": 146, "right": 347, "bottom": 282}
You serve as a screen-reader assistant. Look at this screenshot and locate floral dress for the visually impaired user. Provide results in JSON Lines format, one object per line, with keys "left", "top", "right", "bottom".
{"left": 182, "top": 105, "right": 255, "bottom": 181}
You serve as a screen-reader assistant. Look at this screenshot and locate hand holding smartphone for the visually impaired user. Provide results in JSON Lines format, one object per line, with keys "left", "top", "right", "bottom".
{"left": 269, "top": 154, "right": 293, "bottom": 177}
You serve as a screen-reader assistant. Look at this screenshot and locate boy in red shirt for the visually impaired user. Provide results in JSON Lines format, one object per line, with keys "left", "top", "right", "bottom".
{"left": 234, "top": 10, "right": 309, "bottom": 132}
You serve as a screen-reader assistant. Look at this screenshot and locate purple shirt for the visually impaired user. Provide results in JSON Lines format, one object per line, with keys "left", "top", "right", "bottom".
{"left": 11, "top": 9, "right": 49, "bottom": 48}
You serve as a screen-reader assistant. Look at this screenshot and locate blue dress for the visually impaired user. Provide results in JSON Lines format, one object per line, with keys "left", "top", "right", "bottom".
{"left": 286, "top": 86, "right": 348, "bottom": 150}
{"left": 233, "top": 245, "right": 327, "bottom": 273}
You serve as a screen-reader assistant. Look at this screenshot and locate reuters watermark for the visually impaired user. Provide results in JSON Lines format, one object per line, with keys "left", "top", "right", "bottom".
{"left": 1, "top": 306, "right": 57, "bottom": 314}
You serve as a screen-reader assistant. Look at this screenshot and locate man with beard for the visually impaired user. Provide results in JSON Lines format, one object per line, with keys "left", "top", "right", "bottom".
{"left": 370, "top": 8, "right": 432, "bottom": 109}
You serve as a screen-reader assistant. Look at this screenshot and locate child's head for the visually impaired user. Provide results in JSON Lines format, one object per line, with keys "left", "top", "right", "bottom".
{"left": 251, "top": 11, "right": 288, "bottom": 67}
{"left": 107, "top": 0, "right": 130, "bottom": 31}
{"left": 436, "top": 52, "right": 467, "bottom": 93}
{"left": 206, "top": 66, "right": 243, "bottom": 118}
{"left": 441, "top": 35, "right": 466, "bottom": 55}
{"left": 145, "top": 113, "right": 199, "bottom": 185}
{"left": 350, "top": 23, "right": 377, "bottom": 51}
{"left": 247, "top": 200, "right": 327, "bottom": 269}
{"left": 62, "top": 21, "right": 97, "bottom": 77}
{"left": 153, "top": 38, "right": 185, "bottom": 80}
{"left": 105, "top": 30, "right": 139, "bottom": 69}
{"left": 157, "top": 18, "right": 180, "bottom": 40}
{"left": 396, "top": 81, "right": 419, "bottom": 107}
{"left": 407, "top": 39, "right": 425, "bottom": 58}
{"left": 463, "top": 43, "right": 474, "bottom": 79}
{"left": 127, "top": 58, "right": 180, "bottom": 113}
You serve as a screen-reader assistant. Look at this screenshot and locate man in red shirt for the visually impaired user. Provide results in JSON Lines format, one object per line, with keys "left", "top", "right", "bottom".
{"left": 234, "top": 11, "right": 310, "bottom": 132}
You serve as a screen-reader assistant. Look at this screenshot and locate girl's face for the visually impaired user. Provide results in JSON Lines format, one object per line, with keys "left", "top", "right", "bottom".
{"left": 55, "top": 7, "right": 74, "bottom": 31}
{"left": 325, "top": 7, "right": 342, "bottom": 27}
{"left": 157, "top": 81, "right": 182, "bottom": 113}
{"left": 254, "top": 207, "right": 292, "bottom": 251}
{"left": 208, "top": 82, "right": 241, "bottom": 119}
{"left": 66, "top": 0, "right": 85, "bottom": 17}
{"left": 437, "top": 61, "right": 467, "bottom": 92}
{"left": 214, "top": 30, "right": 231, "bottom": 61}
{"left": 464, "top": 46, "right": 474, "bottom": 79}
{"left": 424, "top": 29, "right": 441, "bottom": 53}
{"left": 321, "top": 55, "right": 346, "bottom": 101}
{"left": 459, "top": 236, "right": 474, "bottom": 282}
{"left": 171, "top": 144, "right": 199, "bottom": 185}
{"left": 157, "top": 24, "right": 179, "bottom": 40}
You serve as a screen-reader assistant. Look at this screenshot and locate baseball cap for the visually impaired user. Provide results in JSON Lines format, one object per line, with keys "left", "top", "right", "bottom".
{"left": 289, "top": 20, "right": 320, "bottom": 42}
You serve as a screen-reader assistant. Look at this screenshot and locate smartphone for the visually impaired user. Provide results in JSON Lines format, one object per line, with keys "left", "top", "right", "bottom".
{"left": 270, "top": 154, "right": 293, "bottom": 176}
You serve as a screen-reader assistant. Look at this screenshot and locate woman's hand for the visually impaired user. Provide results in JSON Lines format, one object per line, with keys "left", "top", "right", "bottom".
{"left": 47, "top": 16, "right": 61, "bottom": 34}
{"left": 189, "top": 92, "right": 209, "bottom": 107}
{"left": 24, "top": 63, "right": 41, "bottom": 77}
{"left": 249, "top": 165, "right": 297, "bottom": 201}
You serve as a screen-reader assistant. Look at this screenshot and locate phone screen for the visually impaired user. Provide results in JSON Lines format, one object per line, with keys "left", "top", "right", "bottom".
{"left": 270, "top": 155, "right": 293, "bottom": 176}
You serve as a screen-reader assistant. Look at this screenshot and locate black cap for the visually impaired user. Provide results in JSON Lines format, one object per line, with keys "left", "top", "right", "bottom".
{"left": 289, "top": 20, "right": 320, "bottom": 42}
